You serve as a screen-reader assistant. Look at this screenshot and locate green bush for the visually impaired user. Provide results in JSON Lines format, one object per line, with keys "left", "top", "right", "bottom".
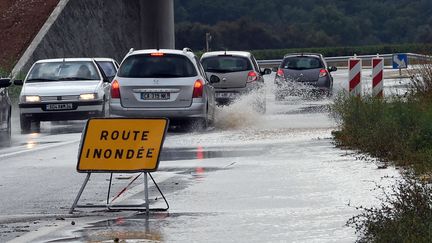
{"left": 347, "top": 173, "right": 432, "bottom": 243}
{"left": 332, "top": 62, "right": 432, "bottom": 241}
{"left": 331, "top": 94, "right": 432, "bottom": 173}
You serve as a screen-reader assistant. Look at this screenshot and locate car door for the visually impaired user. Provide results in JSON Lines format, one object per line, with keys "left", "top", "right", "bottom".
{"left": 195, "top": 56, "right": 216, "bottom": 115}
{"left": 94, "top": 61, "right": 113, "bottom": 101}
{"left": 251, "top": 55, "right": 265, "bottom": 83}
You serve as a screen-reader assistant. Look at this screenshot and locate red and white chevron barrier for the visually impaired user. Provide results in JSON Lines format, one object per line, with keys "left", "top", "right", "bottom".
{"left": 349, "top": 57, "right": 362, "bottom": 96}
{"left": 372, "top": 57, "right": 384, "bottom": 97}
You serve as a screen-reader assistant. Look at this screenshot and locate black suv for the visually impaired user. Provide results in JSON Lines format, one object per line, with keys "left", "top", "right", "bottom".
{"left": 274, "top": 53, "right": 337, "bottom": 99}
{"left": 0, "top": 78, "right": 12, "bottom": 138}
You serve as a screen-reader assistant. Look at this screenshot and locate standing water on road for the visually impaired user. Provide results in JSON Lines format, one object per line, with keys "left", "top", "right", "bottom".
{"left": 0, "top": 71, "right": 400, "bottom": 242}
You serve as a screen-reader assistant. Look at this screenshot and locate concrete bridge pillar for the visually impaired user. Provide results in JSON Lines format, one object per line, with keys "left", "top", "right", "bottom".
{"left": 140, "top": 0, "right": 175, "bottom": 49}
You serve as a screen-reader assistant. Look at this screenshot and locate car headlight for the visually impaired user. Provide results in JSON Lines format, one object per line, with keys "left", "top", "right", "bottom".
{"left": 25, "top": 95, "right": 41, "bottom": 102}
{"left": 79, "top": 93, "right": 97, "bottom": 100}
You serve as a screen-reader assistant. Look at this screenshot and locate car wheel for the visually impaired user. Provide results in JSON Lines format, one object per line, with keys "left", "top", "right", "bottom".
{"left": 0, "top": 111, "right": 11, "bottom": 139}
{"left": 101, "top": 97, "right": 110, "bottom": 117}
{"left": 20, "top": 115, "right": 31, "bottom": 132}
{"left": 7, "top": 107, "right": 11, "bottom": 137}
{"left": 275, "top": 91, "right": 284, "bottom": 101}
{"left": 326, "top": 84, "right": 333, "bottom": 97}
{"left": 187, "top": 118, "right": 208, "bottom": 132}
{"left": 207, "top": 103, "right": 215, "bottom": 126}
{"left": 259, "top": 101, "right": 266, "bottom": 114}
{"left": 253, "top": 98, "right": 266, "bottom": 114}
{"left": 33, "top": 120, "right": 41, "bottom": 131}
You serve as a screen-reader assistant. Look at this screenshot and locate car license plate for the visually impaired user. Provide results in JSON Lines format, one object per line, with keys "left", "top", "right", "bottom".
{"left": 141, "top": 92, "right": 170, "bottom": 100}
{"left": 216, "top": 92, "right": 238, "bottom": 98}
{"left": 46, "top": 103, "right": 73, "bottom": 110}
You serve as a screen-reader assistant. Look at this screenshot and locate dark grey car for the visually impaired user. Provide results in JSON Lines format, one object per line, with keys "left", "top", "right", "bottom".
{"left": 0, "top": 78, "right": 12, "bottom": 138}
{"left": 274, "top": 53, "right": 337, "bottom": 99}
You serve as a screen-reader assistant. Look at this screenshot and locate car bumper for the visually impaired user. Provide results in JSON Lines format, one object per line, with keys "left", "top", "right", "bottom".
{"left": 214, "top": 84, "right": 264, "bottom": 104}
{"left": 19, "top": 100, "right": 103, "bottom": 121}
{"left": 109, "top": 99, "right": 207, "bottom": 119}
{"left": 275, "top": 77, "right": 331, "bottom": 90}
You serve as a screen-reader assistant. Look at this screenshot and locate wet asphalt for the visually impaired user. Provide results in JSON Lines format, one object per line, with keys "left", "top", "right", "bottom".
{"left": 0, "top": 70, "right": 406, "bottom": 242}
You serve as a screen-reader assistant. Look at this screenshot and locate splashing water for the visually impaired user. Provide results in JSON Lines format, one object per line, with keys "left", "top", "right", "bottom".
{"left": 214, "top": 90, "right": 265, "bottom": 130}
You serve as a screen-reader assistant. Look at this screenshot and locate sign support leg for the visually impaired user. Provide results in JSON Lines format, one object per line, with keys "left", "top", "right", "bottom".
{"left": 69, "top": 173, "right": 91, "bottom": 214}
{"left": 107, "top": 173, "right": 113, "bottom": 205}
{"left": 144, "top": 172, "right": 149, "bottom": 215}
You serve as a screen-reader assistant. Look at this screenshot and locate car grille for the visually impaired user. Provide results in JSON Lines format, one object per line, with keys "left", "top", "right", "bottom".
{"left": 41, "top": 95, "right": 80, "bottom": 102}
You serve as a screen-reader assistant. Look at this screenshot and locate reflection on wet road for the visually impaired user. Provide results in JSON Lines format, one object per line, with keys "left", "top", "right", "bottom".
{"left": 161, "top": 145, "right": 267, "bottom": 161}
{"left": 0, "top": 71, "right": 404, "bottom": 242}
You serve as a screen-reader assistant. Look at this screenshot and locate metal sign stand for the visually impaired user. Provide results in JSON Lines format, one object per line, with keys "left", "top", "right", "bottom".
{"left": 69, "top": 172, "right": 154, "bottom": 214}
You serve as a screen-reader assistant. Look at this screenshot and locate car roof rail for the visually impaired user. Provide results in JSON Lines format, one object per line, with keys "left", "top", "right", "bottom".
{"left": 183, "top": 47, "right": 193, "bottom": 53}
{"left": 128, "top": 48, "right": 134, "bottom": 54}
{"left": 284, "top": 53, "right": 322, "bottom": 57}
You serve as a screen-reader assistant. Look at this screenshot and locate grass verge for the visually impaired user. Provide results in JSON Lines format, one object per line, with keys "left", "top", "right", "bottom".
{"left": 331, "top": 62, "right": 432, "bottom": 241}
{"left": 347, "top": 172, "right": 432, "bottom": 242}
{"left": 331, "top": 94, "right": 432, "bottom": 173}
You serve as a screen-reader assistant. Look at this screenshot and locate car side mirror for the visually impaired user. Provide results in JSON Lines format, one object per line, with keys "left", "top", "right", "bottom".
{"left": 261, "top": 68, "right": 272, "bottom": 75}
{"left": 13, "top": 79, "right": 23, "bottom": 86}
{"left": 0, "top": 78, "right": 11, "bottom": 88}
{"left": 328, "top": 66, "right": 337, "bottom": 72}
{"left": 209, "top": 75, "right": 220, "bottom": 84}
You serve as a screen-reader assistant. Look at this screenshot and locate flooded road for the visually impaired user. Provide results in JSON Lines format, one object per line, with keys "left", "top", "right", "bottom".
{"left": 0, "top": 70, "right": 403, "bottom": 242}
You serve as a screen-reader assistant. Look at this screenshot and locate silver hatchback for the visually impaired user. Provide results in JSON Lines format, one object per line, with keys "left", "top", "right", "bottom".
{"left": 109, "top": 48, "right": 217, "bottom": 128}
{"left": 200, "top": 51, "right": 270, "bottom": 112}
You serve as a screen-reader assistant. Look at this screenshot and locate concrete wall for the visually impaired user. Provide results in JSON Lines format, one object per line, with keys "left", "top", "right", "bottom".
{"left": 12, "top": 0, "right": 175, "bottom": 76}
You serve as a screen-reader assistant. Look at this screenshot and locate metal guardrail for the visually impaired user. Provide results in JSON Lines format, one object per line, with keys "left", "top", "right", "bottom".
{"left": 257, "top": 53, "right": 432, "bottom": 68}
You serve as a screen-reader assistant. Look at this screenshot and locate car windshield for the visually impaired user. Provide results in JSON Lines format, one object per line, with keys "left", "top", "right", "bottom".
{"left": 96, "top": 61, "right": 117, "bottom": 78}
{"left": 26, "top": 61, "right": 100, "bottom": 82}
{"left": 118, "top": 54, "right": 197, "bottom": 78}
{"left": 281, "top": 56, "right": 323, "bottom": 70}
{"left": 201, "top": 55, "right": 252, "bottom": 73}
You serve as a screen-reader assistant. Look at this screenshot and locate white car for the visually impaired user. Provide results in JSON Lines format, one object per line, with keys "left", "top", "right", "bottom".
{"left": 0, "top": 78, "right": 12, "bottom": 138}
{"left": 14, "top": 58, "right": 112, "bottom": 132}
{"left": 94, "top": 58, "right": 119, "bottom": 81}
{"left": 109, "top": 48, "right": 217, "bottom": 129}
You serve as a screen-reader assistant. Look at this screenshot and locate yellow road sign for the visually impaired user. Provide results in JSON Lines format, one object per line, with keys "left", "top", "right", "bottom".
{"left": 77, "top": 118, "right": 169, "bottom": 172}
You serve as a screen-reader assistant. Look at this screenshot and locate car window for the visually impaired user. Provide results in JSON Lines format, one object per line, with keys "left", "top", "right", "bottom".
{"left": 281, "top": 56, "right": 323, "bottom": 70}
{"left": 27, "top": 61, "right": 100, "bottom": 82}
{"left": 250, "top": 55, "right": 260, "bottom": 72}
{"left": 201, "top": 55, "right": 253, "bottom": 73}
{"left": 96, "top": 61, "right": 117, "bottom": 77}
{"left": 118, "top": 54, "right": 197, "bottom": 78}
{"left": 194, "top": 56, "right": 207, "bottom": 80}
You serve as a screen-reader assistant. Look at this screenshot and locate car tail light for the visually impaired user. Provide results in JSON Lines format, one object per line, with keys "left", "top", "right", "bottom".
{"left": 151, "top": 53, "right": 164, "bottom": 57}
{"left": 193, "top": 79, "right": 204, "bottom": 98}
{"left": 276, "top": 68, "right": 284, "bottom": 78}
{"left": 319, "top": 69, "right": 328, "bottom": 78}
{"left": 111, "top": 80, "right": 121, "bottom": 99}
{"left": 247, "top": 71, "right": 258, "bottom": 83}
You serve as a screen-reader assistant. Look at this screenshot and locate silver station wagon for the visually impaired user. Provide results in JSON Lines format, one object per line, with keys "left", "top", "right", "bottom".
{"left": 109, "top": 48, "right": 217, "bottom": 129}
{"left": 15, "top": 58, "right": 112, "bottom": 132}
